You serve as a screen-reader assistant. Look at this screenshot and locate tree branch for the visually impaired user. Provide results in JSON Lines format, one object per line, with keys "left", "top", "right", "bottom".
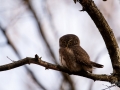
{"left": 0, "top": 54, "right": 118, "bottom": 83}
{"left": 0, "top": 24, "right": 46, "bottom": 90}
{"left": 75, "top": 0, "right": 120, "bottom": 79}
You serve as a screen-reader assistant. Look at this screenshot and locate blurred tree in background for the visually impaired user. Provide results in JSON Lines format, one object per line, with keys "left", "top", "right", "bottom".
{"left": 0, "top": 0, "right": 120, "bottom": 90}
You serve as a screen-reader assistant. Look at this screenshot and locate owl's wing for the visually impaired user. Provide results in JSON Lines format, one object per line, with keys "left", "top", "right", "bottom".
{"left": 72, "top": 46, "right": 92, "bottom": 68}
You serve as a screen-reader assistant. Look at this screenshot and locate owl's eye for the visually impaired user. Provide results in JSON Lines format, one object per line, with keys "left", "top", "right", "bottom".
{"left": 74, "top": 40, "right": 78, "bottom": 43}
{"left": 74, "top": 41, "right": 76, "bottom": 44}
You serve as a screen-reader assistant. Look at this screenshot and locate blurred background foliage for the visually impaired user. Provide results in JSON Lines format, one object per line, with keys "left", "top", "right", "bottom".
{"left": 0, "top": 0, "right": 120, "bottom": 90}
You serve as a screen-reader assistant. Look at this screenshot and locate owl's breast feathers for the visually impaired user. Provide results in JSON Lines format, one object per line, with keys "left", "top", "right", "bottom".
{"left": 59, "top": 47, "right": 75, "bottom": 67}
{"left": 59, "top": 47, "right": 82, "bottom": 72}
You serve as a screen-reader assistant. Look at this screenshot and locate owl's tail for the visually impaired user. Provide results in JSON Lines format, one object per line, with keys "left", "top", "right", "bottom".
{"left": 91, "top": 61, "right": 104, "bottom": 68}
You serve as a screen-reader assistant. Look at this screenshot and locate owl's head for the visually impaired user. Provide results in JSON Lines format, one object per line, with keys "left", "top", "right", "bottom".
{"left": 59, "top": 34, "right": 80, "bottom": 48}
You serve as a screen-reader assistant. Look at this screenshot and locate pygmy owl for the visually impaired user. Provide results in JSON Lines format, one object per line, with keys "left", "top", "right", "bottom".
{"left": 59, "top": 34, "right": 103, "bottom": 73}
